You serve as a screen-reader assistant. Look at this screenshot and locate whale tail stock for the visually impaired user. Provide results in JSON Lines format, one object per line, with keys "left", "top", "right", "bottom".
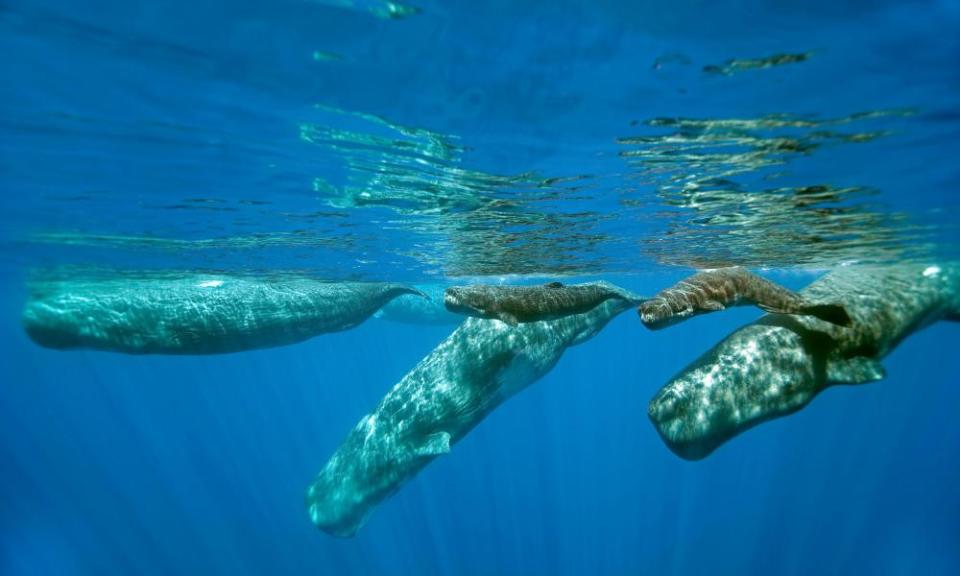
{"left": 394, "top": 285, "right": 430, "bottom": 300}
{"left": 753, "top": 300, "right": 851, "bottom": 327}
{"left": 604, "top": 283, "right": 647, "bottom": 308}
{"left": 799, "top": 303, "right": 852, "bottom": 326}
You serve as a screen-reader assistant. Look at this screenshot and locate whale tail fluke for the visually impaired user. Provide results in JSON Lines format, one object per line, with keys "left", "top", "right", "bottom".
{"left": 800, "top": 303, "right": 852, "bottom": 326}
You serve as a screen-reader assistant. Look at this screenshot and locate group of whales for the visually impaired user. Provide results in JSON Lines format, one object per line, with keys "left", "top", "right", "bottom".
{"left": 22, "top": 263, "right": 960, "bottom": 536}
{"left": 442, "top": 267, "right": 851, "bottom": 329}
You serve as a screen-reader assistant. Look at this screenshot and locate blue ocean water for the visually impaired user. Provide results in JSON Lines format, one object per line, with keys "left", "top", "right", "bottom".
{"left": 1, "top": 1, "right": 959, "bottom": 574}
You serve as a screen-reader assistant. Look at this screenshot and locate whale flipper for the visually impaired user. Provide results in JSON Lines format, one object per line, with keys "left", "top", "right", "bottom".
{"left": 23, "top": 273, "right": 423, "bottom": 354}
{"left": 496, "top": 312, "right": 520, "bottom": 326}
{"left": 827, "top": 357, "right": 886, "bottom": 384}
{"left": 416, "top": 432, "right": 452, "bottom": 456}
{"left": 702, "top": 300, "right": 725, "bottom": 312}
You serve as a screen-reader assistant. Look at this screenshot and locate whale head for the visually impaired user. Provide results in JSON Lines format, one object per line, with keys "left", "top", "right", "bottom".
{"left": 443, "top": 286, "right": 495, "bottom": 318}
{"left": 649, "top": 321, "right": 825, "bottom": 460}
{"left": 637, "top": 297, "right": 685, "bottom": 330}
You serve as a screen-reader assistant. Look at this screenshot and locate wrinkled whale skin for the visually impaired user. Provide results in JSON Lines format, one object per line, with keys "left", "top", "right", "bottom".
{"left": 23, "top": 274, "right": 423, "bottom": 355}
{"left": 638, "top": 266, "right": 850, "bottom": 329}
{"left": 649, "top": 264, "right": 960, "bottom": 460}
{"left": 444, "top": 281, "right": 638, "bottom": 325}
{"left": 306, "top": 296, "right": 637, "bottom": 537}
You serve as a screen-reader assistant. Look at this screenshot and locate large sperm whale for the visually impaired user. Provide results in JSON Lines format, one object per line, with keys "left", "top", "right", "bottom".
{"left": 638, "top": 266, "right": 850, "bottom": 330}
{"left": 306, "top": 291, "right": 638, "bottom": 537}
{"left": 648, "top": 263, "right": 960, "bottom": 460}
{"left": 444, "top": 281, "right": 638, "bottom": 325}
{"left": 22, "top": 273, "right": 425, "bottom": 354}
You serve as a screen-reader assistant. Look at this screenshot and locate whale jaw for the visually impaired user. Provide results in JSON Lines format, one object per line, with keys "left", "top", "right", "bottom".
{"left": 306, "top": 482, "right": 369, "bottom": 538}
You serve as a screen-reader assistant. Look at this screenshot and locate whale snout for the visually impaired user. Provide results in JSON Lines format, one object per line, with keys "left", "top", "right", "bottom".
{"left": 647, "top": 385, "right": 690, "bottom": 440}
{"left": 306, "top": 477, "right": 368, "bottom": 538}
{"left": 443, "top": 288, "right": 482, "bottom": 317}
{"left": 443, "top": 289, "right": 461, "bottom": 308}
{"left": 648, "top": 378, "right": 725, "bottom": 461}
{"left": 648, "top": 389, "right": 681, "bottom": 424}
{"left": 443, "top": 289, "right": 468, "bottom": 313}
{"left": 637, "top": 298, "right": 679, "bottom": 330}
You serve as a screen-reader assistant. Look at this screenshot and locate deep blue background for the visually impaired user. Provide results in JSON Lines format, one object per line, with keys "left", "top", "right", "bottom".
{"left": 2, "top": 0, "right": 960, "bottom": 574}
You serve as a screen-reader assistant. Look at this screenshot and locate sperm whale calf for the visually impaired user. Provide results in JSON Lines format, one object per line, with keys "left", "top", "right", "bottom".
{"left": 444, "top": 281, "right": 639, "bottom": 325}
{"left": 638, "top": 266, "right": 850, "bottom": 330}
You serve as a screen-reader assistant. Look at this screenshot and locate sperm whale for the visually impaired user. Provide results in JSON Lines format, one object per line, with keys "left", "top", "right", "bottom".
{"left": 648, "top": 263, "right": 960, "bottom": 460}
{"left": 23, "top": 272, "right": 425, "bottom": 354}
{"left": 306, "top": 289, "right": 639, "bottom": 537}
{"left": 444, "top": 281, "right": 639, "bottom": 325}
{"left": 638, "top": 266, "right": 850, "bottom": 330}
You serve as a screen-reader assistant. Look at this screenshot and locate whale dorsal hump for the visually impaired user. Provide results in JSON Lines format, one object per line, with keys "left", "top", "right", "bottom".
{"left": 545, "top": 281, "right": 564, "bottom": 289}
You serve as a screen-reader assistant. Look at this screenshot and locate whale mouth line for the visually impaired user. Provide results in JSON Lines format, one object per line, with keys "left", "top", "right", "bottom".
{"left": 443, "top": 291, "right": 481, "bottom": 316}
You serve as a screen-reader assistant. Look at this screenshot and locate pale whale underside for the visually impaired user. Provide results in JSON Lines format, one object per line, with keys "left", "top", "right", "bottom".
{"left": 306, "top": 296, "right": 637, "bottom": 537}
{"left": 648, "top": 263, "right": 960, "bottom": 460}
{"left": 23, "top": 274, "right": 424, "bottom": 355}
